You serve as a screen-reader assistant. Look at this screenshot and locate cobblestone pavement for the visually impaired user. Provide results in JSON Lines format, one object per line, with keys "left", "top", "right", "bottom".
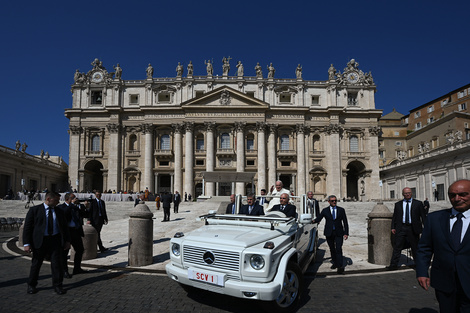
{"left": 1, "top": 229, "right": 439, "bottom": 313}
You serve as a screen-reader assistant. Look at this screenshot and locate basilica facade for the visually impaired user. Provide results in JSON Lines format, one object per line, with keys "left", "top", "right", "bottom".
{"left": 66, "top": 58, "right": 381, "bottom": 200}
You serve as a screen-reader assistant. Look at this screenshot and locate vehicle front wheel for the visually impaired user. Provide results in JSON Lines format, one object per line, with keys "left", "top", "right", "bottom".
{"left": 262, "top": 261, "right": 304, "bottom": 313}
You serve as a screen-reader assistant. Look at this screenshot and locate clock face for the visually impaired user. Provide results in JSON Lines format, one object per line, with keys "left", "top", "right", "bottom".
{"left": 347, "top": 72, "right": 359, "bottom": 83}
{"left": 92, "top": 72, "right": 103, "bottom": 83}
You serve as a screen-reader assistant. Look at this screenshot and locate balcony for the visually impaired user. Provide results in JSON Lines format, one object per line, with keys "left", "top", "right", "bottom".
{"left": 216, "top": 148, "right": 235, "bottom": 157}
{"left": 277, "top": 149, "right": 296, "bottom": 159}
{"left": 125, "top": 150, "right": 141, "bottom": 157}
{"left": 154, "top": 149, "right": 173, "bottom": 158}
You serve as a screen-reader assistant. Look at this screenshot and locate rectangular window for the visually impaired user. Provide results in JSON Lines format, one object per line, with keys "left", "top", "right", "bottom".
{"left": 458, "top": 90, "right": 468, "bottom": 98}
{"left": 280, "top": 93, "right": 291, "bottom": 103}
{"left": 246, "top": 91, "right": 255, "bottom": 98}
{"left": 427, "top": 105, "right": 434, "bottom": 113}
{"left": 441, "top": 98, "right": 449, "bottom": 106}
{"left": 414, "top": 111, "right": 421, "bottom": 118}
{"left": 427, "top": 117, "right": 434, "bottom": 123}
{"left": 246, "top": 139, "right": 254, "bottom": 150}
{"left": 394, "top": 131, "right": 400, "bottom": 136}
{"left": 130, "top": 94, "right": 139, "bottom": 105}
{"left": 196, "top": 139, "right": 204, "bottom": 151}
{"left": 348, "top": 93, "right": 358, "bottom": 106}
{"left": 458, "top": 103, "right": 467, "bottom": 111}
{"left": 159, "top": 161, "right": 169, "bottom": 166}
{"left": 281, "top": 161, "right": 291, "bottom": 167}
{"left": 195, "top": 159, "right": 204, "bottom": 166}
{"left": 415, "top": 122, "right": 422, "bottom": 130}
{"left": 390, "top": 190, "right": 395, "bottom": 199}
{"left": 246, "top": 160, "right": 255, "bottom": 166}
{"left": 195, "top": 91, "right": 204, "bottom": 98}
{"left": 311, "top": 96, "right": 319, "bottom": 105}
{"left": 379, "top": 150, "right": 384, "bottom": 158}
{"left": 91, "top": 91, "right": 102, "bottom": 105}
{"left": 158, "top": 92, "right": 171, "bottom": 103}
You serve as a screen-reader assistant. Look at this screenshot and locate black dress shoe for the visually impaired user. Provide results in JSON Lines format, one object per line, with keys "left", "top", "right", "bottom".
{"left": 64, "top": 272, "right": 72, "bottom": 279}
{"left": 27, "top": 285, "right": 38, "bottom": 294}
{"left": 100, "top": 248, "right": 109, "bottom": 253}
{"left": 330, "top": 265, "right": 337, "bottom": 269}
{"left": 73, "top": 268, "right": 87, "bottom": 275}
{"left": 54, "top": 286, "right": 66, "bottom": 295}
{"left": 386, "top": 265, "right": 398, "bottom": 271}
{"left": 337, "top": 267, "right": 345, "bottom": 274}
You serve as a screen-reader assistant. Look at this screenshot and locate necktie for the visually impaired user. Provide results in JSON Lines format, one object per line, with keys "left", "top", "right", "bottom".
{"left": 232, "top": 204, "right": 235, "bottom": 214}
{"left": 98, "top": 200, "right": 102, "bottom": 216}
{"left": 48, "top": 207, "right": 54, "bottom": 235}
{"left": 281, "top": 205, "right": 285, "bottom": 211}
{"left": 249, "top": 206, "right": 252, "bottom": 214}
{"left": 451, "top": 213, "right": 463, "bottom": 249}
{"left": 405, "top": 201, "right": 410, "bottom": 224}
{"left": 332, "top": 207, "right": 336, "bottom": 230}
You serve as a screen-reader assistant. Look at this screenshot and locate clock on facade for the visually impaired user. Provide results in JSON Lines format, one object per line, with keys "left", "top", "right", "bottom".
{"left": 91, "top": 72, "right": 103, "bottom": 83}
{"left": 347, "top": 72, "right": 359, "bottom": 83}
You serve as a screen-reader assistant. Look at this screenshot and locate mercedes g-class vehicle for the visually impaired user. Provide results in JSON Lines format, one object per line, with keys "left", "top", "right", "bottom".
{"left": 166, "top": 194, "right": 318, "bottom": 312}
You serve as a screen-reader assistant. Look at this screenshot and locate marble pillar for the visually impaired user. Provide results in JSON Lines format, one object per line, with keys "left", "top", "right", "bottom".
{"left": 142, "top": 124, "right": 154, "bottom": 192}
{"left": 296, "top": 124, "right": 306, "bottom": 196}
{"left": 235, "top": 122, "right": 246, "bottom": 195}
{"left": 256, "top": 122, "right": 266, "bottom": 193}
{"left": 184, "top": 122, "right": 194, "bottom": 197}
{"left": 205, "top": 122, "right": 215, "bottom": 196}
{"left": 106, "top": 123, "right": 121, "bottom": 191}
{"left": 268, "top": 124, "right": 277, "bottom": 188}
{"left": 172, "top": 123, "right": 183, "bottom": 195}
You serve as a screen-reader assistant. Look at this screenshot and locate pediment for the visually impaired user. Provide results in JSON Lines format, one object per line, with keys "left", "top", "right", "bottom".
{"left": 181, "top": 86, "right": 268, "bottom": 108}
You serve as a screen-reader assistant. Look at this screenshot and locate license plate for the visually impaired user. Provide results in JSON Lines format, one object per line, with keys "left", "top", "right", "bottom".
{"left": 188, "top": 268, "right": 225, "bottom": 286}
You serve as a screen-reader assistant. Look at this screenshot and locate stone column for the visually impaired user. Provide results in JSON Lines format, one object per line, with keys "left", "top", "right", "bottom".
{"left": 296, "top": 125, "right": 306, "bottom": 196}
{"left": 172, "top": 124, "right": 183, "bottom": 195}
{"left": 235, "top": 122, "right": 246, "bottom": 195}
{"left": 267, "top": 124, "right": 278, "bottom": 188}
{"left": 304, "top": 129, "right": 310, "bottom": 191}
{"left": 184, "top": 122, "right": 194, "bottom": 197}
{"left": 205, "top": 122, "right": 216, "bottom": 196}
{"left": 68, "top": 126, "right": 82, "bottom": 192}
{"left": 256, "top": 122, "right": 267, "bottom": 193}
{"left": 325, "top": 123, "right": 342, "bottom": 197}
{"left": 154, "top": 173, "right": 159, "bottom": 193}
{"left": 368, "top": 126, "right": 381, "bottom": 201}
{"left": 142, "top": 124, "right": 154, "bottom": 192}
{"left": 107, "top": 123, "right": 121, "bottom": 191}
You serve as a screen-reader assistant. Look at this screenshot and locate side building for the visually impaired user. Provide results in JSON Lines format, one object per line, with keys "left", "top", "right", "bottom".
{"left": 66, "top": 58, "right": 381, "bottom": 200}
{"left": 379, "top": 83, "right": 470, "bottom": 201}
{"left": 0, "top": 142, "right": 68, "bottom": 197}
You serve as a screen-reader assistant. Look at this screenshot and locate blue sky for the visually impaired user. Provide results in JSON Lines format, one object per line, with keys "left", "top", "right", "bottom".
{"left": 1, "top": 0, "right": 468, "bottom": 163}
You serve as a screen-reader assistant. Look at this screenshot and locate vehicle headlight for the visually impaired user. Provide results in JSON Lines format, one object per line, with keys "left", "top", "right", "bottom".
{"left": 250, "top": 254, "right": 265, "bottom": 270}
{"left": 171, "top": 243, "right": 181, "bottom": 256}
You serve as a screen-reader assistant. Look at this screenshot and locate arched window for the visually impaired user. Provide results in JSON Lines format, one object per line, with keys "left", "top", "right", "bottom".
{"left": 91, "top": 135, "right": 100, "bottom": 152}
{"left": 196, "top": 134, "right": 204, "bottom": 151}
{"left": 349, "top": 135, "right": 359, "bottom": 152}
{"left": 160, "top": 134, "right": 170, "bottom": 150}
{"left": 246, "top": 134, "right": 254, "bottom": 150}
{"left": 280, "top": 134, "right": 290, "bottom": 151}
{"left": 129, "top": 134, "right": 137, "bottom": 151}
{"left": 221, "top": 133, "right": 230, "bottom": 149}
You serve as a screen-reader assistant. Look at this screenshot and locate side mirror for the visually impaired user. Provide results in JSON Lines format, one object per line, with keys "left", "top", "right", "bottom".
{"left": 299, "top": 214, "right": 312, "bottom": 224}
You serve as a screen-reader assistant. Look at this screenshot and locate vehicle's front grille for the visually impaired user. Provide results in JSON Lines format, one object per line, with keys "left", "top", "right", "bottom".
{"left": 183, "top": 244, "right": 241, "bottom": 273}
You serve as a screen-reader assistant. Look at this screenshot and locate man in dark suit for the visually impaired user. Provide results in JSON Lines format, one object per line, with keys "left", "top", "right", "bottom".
{"left": 387, "top": 187, "right": 426, "bottom": 270}
{"left": 423, "top": 197, "right": 430, "bottom": 215}
{"left": 307, "top": 191, "right": 321, "bottom": 219}
{"left": 256, "top": 189, "right": 269, "bottom": 207}
{"left": 174, "top": 191, "right": 181, "bottom": 213}
{"left": 226, "top": 194, "right": 236, "bottom": 214}
{"left": 23, "top": 191, "right": 70, "bottom": 295}
{"left": 161, "top": 192, "right": 172, "bottom": 221}
{"left": 270, "top": 193, "right": 296, "bottom": 218}
{"left": 89, "top": 191, "right": 108, "bottom": 252}
{"left": 314, "top": 195, "right": 349, "bottom": 274}
{"left": 58, "top": 193, "right": 87, "bottom": 277}
{"left": 417, "top": 179, "right": 470, "bottom": 312}
{"left": 239, "top": 194, "right": 264, "bottom": 216}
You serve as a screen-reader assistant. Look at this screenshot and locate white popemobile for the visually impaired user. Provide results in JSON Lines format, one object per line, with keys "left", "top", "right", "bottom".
{"left": 166, "top": 194, "right": 318, "bottom": 313}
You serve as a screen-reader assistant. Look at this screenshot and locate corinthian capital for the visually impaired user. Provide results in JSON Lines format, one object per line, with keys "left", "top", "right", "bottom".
{"left": 256, "top": 122, "right": 266, "bottom": 133}
{"left": 296, "top": 124, "right": 306, "bottom": 134}
{"left": 107, "top": 123, "right": 121, "bottom": 133}
{"left": 68, "top": 125, "right": 82, "bottom": 135}
{"left": 140, "top": 123, "right": 154, "bottom": 134}
{"left": 267, "top": 123, "right": 278, "bottom": 134}
{"left": 172, "top": 123, "right": 184, "bottom": 134}
{"left": 204, "top": 122, "right": 216, "bottom": 132}
{"left": 234, "top": 122, "right": 246, "bottom": 133}
{"left": 184, "top": 121, "right": 194, "bottom": 133}
{"left": 368, "top": 126, "right": 381, "bottom": 136}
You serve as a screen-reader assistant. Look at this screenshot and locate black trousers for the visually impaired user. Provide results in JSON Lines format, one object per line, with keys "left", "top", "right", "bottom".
{"left": 28, "top": 234, "right": 63, "bottom": 287}
{"left": 163, "top": 207, "right": 170, "bottom": 221}
{"left": 435, "top": 274, "right": 470, "bottom": 313}
{"left": 62, "top": 227, "right": 84, "bottom": 272}
{"left": 326, "top": 230, "right": 344, "bottom": 268}
{"left": 390, "top": 224, "right": 419, "bottom": 266}
{"left": 174, "top": 203, "right": 179, "bottom": 213}
{"left": 92, "top": 223, "right": 105, "bottom": 250}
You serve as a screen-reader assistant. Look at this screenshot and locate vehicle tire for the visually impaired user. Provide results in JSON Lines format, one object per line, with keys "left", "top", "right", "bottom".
{"left": 262, "top": 261, "right": 304, "bottom": 313}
